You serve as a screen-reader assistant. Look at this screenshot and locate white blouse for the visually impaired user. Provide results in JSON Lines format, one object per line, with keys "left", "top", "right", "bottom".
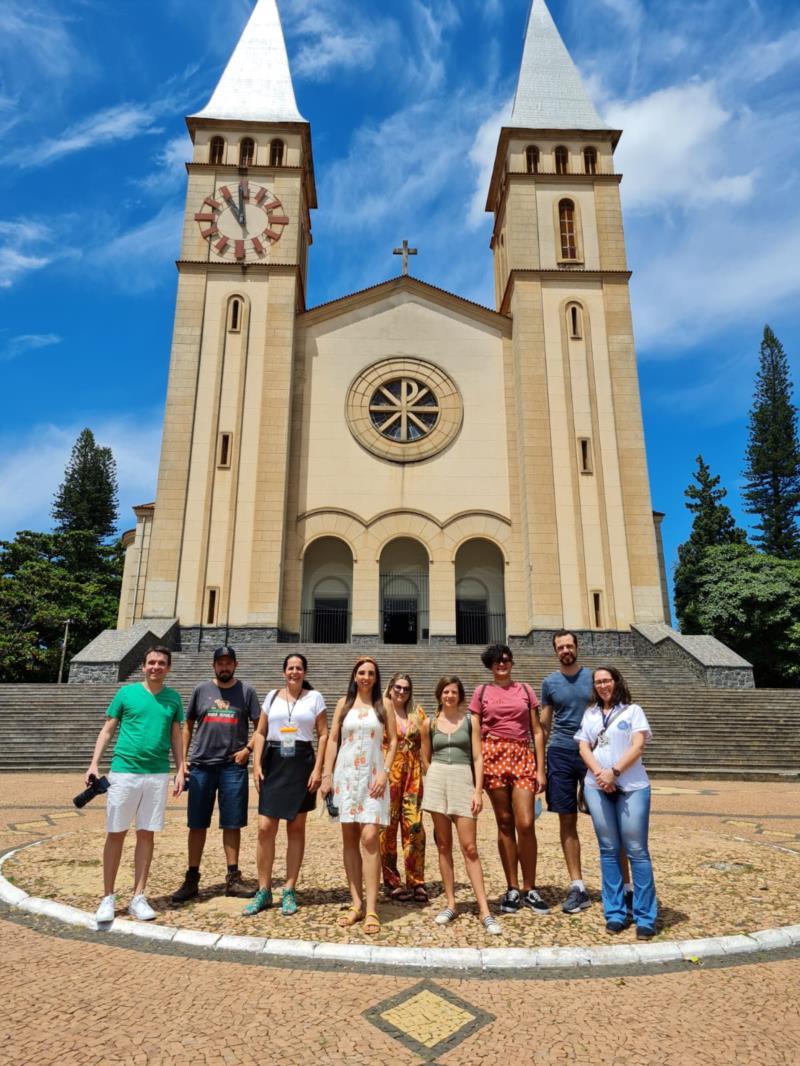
{"left": 263, "top": 689, "right": 326, "bottom": 743}
{"left": 574, "top": 703, "right": 652, "bottom": 792}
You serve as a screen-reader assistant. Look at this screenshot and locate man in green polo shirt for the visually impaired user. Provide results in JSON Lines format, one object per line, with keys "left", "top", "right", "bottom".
{"left": 85, "top": 645, "right": 185, "bottom": 924}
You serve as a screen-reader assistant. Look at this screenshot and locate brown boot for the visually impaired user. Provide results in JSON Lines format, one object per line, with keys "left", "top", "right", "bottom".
{"left": 225, "top": 868, "right": 255, "bottom": 898}
{"left": 171, "top": 868, "right": 200, "bottom": 904}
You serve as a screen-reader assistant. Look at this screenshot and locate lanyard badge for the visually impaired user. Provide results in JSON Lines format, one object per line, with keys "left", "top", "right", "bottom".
{"left": 280, "top": 725, "right": 297, "bottom": 757}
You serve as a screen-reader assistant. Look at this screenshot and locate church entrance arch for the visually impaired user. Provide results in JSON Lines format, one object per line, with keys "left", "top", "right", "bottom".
{"left": 379, "top": 538, "right": 429, "bottom": 645}
{"left": 300, "top": 537, "right": 353, "bottom": 643}
{"left": 454, "top": 539, "right": 506, "bottom": 645}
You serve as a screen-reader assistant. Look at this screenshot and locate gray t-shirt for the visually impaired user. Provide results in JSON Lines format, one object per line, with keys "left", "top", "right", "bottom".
{"left": 187, "top": 680, "right": 260, "bottom": 766}
{"left": 540, "top": 667, "right": 594, "bottom": 750}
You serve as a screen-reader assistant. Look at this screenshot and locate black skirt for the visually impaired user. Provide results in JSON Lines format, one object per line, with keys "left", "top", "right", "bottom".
{"left": 258, "top": 741, "right": 317, "bottom": 821}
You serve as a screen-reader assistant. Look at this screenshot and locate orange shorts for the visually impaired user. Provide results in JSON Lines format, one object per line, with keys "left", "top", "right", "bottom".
{"left": 482, "top": 736, "right": 537, "bottom": 792}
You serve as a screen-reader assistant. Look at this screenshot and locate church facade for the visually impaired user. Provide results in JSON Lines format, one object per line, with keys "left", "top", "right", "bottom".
{"left": 117, "top": 0, "right": 669, "bottom": 647}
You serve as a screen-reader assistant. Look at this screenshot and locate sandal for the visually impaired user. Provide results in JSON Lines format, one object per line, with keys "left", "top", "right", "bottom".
{"left": 434, "top": 906, "right": 457, "bottom": 925}
{"left": 389, "top": 886, "right": 413, "bottom": 902}
{"left": 412, "top": 885, "right": 428, "bottom": 903}
{"left": 337, "top": 906, "right": 365, "bottom": 928}
{"left": 363, "top": 911, "right": 381, "bottom": 935}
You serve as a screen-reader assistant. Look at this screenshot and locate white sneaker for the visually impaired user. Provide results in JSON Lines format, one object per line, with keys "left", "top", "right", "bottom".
{"left": 95, "top": 894, "right": 116, "bottom": 924}
{"left": 481, "top": 914, "right": 502, "bottom": 936}
{"left": 128, "top": 894, "right": 156, "bottom": 921}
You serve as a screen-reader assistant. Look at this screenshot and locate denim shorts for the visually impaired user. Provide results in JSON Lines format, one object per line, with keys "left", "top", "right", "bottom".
{"left": 187, "top": 762, "right": 249, "bottom": 829}
{"left": 546, "top": 745, "right": 587, "bottom": 814}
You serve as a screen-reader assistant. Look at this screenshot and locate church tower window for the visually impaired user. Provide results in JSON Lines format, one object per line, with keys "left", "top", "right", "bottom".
{"left": 209, "top": 137, "right": 225, "bottom": 165}
{"left": 270, "top": 139, "right": 285, "bottom": 167}
{"left": 218, "top": 432, "right": 232, "bottom": 469}
{"left": 559, "top": 199, "right": 578, "bottom": 260}
{"left": 584, "top": 147, "right": 597, "bottom": 174}
{"left": 567, "top": 302, "right": 583, "bottom": 339}
{"left": 206, "top": 588, "right": 219, "bottom": 625}
{"left": 525, "top": 145, "right": 539, "bottom": 174}
{"left": 555, "top": 145, "right": 569, "bottom": 174}
{"left": 239, "top": 138, "right": 255, "bottom": 167}
{"left": 579, "top": 437, "right": 593, "bottom": 474}
{"left": 228, "top": 297, "right": 242, "bottom": 332}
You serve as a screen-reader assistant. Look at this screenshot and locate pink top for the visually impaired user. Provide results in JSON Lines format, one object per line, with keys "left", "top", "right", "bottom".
{"left": 468, "top": 681, "right": 538, "bottom": 743}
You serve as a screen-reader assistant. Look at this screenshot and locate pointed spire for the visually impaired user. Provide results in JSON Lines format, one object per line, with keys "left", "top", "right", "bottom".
{"left": 510, "top": 0, "right": 605, "bottom": 130}
{"left": 191, "top": 0, "right": 306, "bottom": 124}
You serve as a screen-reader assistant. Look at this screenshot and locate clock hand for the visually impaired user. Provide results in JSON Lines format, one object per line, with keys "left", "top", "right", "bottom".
{"left": 238, "top": 185, "right": 246, "bottom": 227}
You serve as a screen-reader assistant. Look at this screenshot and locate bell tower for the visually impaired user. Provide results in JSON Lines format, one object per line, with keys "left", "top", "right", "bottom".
{"left": 489, "top": 0, "right": 666, "bottom": 630}
{"left": 140, "top": 0, "right": 316, "bottom": 638}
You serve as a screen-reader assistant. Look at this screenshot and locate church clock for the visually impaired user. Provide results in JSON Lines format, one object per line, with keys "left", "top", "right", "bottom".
{"left": 194, "top": 180, "right": 290, "bottom": 261}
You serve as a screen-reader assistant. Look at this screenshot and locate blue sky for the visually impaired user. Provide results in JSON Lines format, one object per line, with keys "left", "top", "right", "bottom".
{"left": 1, "top": 0, "right": 799, "bottom": 617}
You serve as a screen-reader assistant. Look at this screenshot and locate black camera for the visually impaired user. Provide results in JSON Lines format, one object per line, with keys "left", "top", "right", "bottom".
{"left": 73, "top": 774, "right": 110, "bottom": 809}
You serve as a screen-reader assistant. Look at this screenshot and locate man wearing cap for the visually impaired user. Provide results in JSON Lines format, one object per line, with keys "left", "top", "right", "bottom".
{"left": 171, "top": 646, "right": 261, "bottom": 902}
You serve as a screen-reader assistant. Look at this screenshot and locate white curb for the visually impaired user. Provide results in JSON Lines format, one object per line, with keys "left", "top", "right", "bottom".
{"left": 2, "top": 841, "right": 798, "bottom": 972}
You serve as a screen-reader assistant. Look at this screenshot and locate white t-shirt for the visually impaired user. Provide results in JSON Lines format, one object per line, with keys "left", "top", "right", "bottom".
{"left": 574, "top": 703, "right": 652, "bottom": 792}
{"left": 263, "top": 689, "right": 326, "bottom": 742}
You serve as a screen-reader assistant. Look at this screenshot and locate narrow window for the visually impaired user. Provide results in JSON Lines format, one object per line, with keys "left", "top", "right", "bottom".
{"left": 584, "top": 147, "right": 598, "bottom": 175}
{"left": 579, "top": 437, "right": 593, "bottom": 474}
{"left": 228, "top": 297, "right": 242, "bottom": 332}
{"left": 209, "top": 137, "right": 225, "bottom": 165}
{"left": 218, "top": 432, "right": 232, "bottom": 469}
{"left": 555, "top": 146, "right": 569, "bottom": 175}
{"left": 206, "top": 588, "right": 218, "bottom": 625}
{"left": 593, "top": 591, "right": 603, "bottom": 628}
{"left": 525, "top": 145, "right": 539, "bottom": 174}
{"left": 270, "top": 139, "right": 284, "bottom": 167}
{"left": 559, "top": 199, "right": 578, "bottom": 260}
{"left": 239, "top": 138, "right": 255, "bottom": 167}
{"left": 568, "top": 303, "right": 582, "bottom": 339}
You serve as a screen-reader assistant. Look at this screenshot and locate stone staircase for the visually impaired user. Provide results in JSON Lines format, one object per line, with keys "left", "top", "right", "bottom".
{"left": 0, "top": 644, "right": 798, "bottom": 776}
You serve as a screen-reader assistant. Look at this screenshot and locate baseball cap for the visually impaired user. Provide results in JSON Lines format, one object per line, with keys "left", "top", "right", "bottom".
{"left": 213, "top": 645, "right": 237, "bottom": 662}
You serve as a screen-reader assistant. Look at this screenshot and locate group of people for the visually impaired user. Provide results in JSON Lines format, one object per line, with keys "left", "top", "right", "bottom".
{"left": 86, "top": 632, "right": 658, "bottom": 939}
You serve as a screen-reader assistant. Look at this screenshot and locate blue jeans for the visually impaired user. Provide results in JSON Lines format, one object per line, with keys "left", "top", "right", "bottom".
{"left": 584, "top": 785, "right": 657, "bottom": 928}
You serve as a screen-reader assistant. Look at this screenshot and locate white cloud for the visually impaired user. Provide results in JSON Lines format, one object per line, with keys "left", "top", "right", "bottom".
{"left": 282, "top": 0, "right": 400, "bottom": 82}
{"left": 12, "top": 103, "right": 164, "bottom": 169}
{"left": 606, "top": 81, "right": 756, "bottom": 211}
{"left": 0, "top": 221, "right": 55, "bottom": 288}
{"left": 135, "top": 134, "right": 193, "bottom": 192}
{"left": 466, "top": 96, "right": 512, "bottom": 227}
{"left": 90, "top": 205, "right": 183, "bottom": 292}
{"left": 0, "top": 333, "right": 61, "bottom": 362}
{"left": 0, "top": 418, "right": 163, "bottom": 541}
{"left": 0, "top": 2, "right": 84, "bottom": 88}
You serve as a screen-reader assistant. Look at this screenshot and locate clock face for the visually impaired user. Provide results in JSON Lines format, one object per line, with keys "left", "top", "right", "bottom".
{"left": 194, "top": 181, "right": 290, "bottom": 261}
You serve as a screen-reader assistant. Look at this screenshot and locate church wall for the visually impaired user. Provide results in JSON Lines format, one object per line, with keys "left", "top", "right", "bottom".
{"left": 299, "top": 298, "right": 511, "bottom": 523}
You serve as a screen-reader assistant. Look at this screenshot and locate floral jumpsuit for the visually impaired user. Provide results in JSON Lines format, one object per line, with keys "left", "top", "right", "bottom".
{"left": 380, "top": 705, "right": 427, "bottom": 890}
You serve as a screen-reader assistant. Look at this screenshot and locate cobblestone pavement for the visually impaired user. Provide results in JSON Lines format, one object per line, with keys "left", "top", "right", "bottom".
{"left": 1, "top": 775, "right": 799, "bottom": 1064}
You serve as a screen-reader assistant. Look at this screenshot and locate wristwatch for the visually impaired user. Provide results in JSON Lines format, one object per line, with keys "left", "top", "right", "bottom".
{"left": 612, "top": 766, "right": 621, "bottom": 778}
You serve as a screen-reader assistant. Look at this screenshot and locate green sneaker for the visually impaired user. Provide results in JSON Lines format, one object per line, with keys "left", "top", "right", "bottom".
{"left": 281, "top": 888, "right": 298, "bottom": 916}
{"left": 242, "top": 887, "right": 272, "bottom": 916}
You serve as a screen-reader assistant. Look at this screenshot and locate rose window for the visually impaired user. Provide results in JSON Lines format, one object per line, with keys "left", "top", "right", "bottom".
{"left": 369, "top": 378, "right": 440, "bottom": 442}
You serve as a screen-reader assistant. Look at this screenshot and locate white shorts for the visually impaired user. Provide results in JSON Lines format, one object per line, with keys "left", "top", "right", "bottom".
{"left": 106, "top": 772, "right": 170, "bottom": 833}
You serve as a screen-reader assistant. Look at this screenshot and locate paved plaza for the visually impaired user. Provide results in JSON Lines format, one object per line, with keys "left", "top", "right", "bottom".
{"left": 1, "top": 774, "right": 799, "bottom": 1064}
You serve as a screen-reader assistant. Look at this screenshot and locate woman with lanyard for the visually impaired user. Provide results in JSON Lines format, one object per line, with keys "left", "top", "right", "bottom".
{"left": 575, "top": 666, "right": 658, "bottom": 938}
{"left": 380, "top": 672, "right": 428, "bottom": 902}
{"left": 320, "top": 657, "right": 397, "bottom": 936}
{"left": 244, "top": 653, "right": 328, "bottom": 917}
{"left": 468, "top": 643, "right": 548, "bottom": 915}
{"left": 421, "top": 676, "right": 501, "bottom": 935}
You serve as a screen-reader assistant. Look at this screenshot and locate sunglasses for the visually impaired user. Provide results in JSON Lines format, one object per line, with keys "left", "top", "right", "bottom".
{"left": 393, "top": 684, "right": 410, "bottom": 693}
{"left": 496, "top": 655, "right": 513, "bottom": 664}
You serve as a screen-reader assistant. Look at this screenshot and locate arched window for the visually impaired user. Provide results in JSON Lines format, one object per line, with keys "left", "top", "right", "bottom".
{"left": 239, "top": 138, "right": 255, "bottom": 167}
{"left": 567, "top": 302, "right": 583, "bottom": 339}
{"left": 555, "top": 146, "right": 569, "bottom": 175}
{"left": 584, "top": 147, "right": 598, "bottom": 175}
{"left": 209, "top": 137, "right": 225, "bottom": 165}
{"left": 525, "top": 145, "right": 539, "bottom": 174}
{"left": 559, "top": 199, "right": 578, "bottom": 260}
{"left": 228, "top": 297, "right": 242, "bottom": 332}
{"left": 270, "top": 139, "right": 284, "bottom": 167}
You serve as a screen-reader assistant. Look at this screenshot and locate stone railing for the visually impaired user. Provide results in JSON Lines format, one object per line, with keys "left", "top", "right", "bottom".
{"left": 69, "top": 619, "right": 180, "bottom": 684}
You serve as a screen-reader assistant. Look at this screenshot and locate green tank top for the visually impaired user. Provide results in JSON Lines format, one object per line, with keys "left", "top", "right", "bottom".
{"left": 431, "top": 713, "right": 472, "bottom": 766}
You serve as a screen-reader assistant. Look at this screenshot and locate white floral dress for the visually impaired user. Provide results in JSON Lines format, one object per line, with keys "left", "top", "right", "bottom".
{"left": 333, "top": 705, "right": 390, "bottom": 825}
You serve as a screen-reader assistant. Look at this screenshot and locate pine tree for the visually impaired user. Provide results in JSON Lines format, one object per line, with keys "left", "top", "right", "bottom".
{"left": 674, "top": 455, "right": 746, "bottom": 632}
{"left": 52, "top": 429, "right": 119, "bottom": 541}
{"left": 742, "top": 326, "right": 800, "bottom": 558}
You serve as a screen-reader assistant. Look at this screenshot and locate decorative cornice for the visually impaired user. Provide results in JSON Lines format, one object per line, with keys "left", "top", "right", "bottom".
{"left": 499, "top": 268, "right": 632, "bottom": 315}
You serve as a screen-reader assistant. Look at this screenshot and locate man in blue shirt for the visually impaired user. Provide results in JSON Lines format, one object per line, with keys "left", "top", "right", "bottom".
{"left": 540, "top": 630, "right": 594, "bottom": 915}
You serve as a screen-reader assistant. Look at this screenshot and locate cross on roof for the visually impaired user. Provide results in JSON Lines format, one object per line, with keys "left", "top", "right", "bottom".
{"left": 393, "top": 239, "right": 418, "bottom": 276}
